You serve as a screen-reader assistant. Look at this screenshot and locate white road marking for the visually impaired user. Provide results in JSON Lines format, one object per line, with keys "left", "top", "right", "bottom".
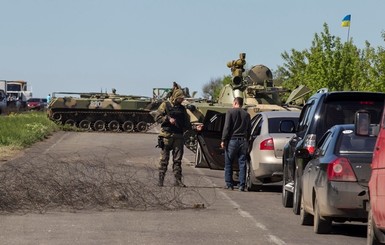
{"left": 43, "top": 132, "right": 68, "bottom": 154}
{"left": 190, "top": 159, "right": 286, "bottom": 245}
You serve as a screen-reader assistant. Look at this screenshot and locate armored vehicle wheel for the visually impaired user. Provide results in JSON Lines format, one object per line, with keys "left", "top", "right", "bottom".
{"left": 52, "top": 113, "right": 62, "bottom": 121}
{"left": 122, "top": 121, "right": 134, "bottom": 132}
{"left": 136, "top": 121, "right": 148, "bottom": 132}
{"left": 65, "top": 119, "right": 76, "bottom": 127}
{"left": 184, "top": 130, "right": 197, "bottom": 153}
{"left": 94, "top": 120, "right": 106, "bottom": 131}
{"left": 79, "top": 120, "right": 91, "bottom": 130}
{"left": 108, "top": 120, "right": 120, "bottom": 132}
{"left": 194, "top": 143, "right": 208, "bottom": 168}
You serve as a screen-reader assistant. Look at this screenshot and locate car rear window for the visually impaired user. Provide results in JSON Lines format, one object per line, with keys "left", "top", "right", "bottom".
{"left": 268, "top": 117, "right": 299, "bottom": 133}
{"left": 322, "top": 100, "right": 383, "bottom": 135}
{"left": 338, "top": 130, "right": 377, "bottom": 154}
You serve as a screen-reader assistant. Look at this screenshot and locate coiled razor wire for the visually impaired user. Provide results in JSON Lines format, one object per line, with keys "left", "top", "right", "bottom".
{"left": 0, "top": 154, "right": 215, "bottom": 214}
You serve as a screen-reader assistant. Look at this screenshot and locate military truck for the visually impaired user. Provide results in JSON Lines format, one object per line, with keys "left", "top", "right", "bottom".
{"left": 47, "top": 89, "right": 155, "bottom": 132}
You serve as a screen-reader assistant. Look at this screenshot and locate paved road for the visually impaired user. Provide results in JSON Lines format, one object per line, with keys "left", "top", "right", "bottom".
{"left": 0, "top": 132, "right": 367, "bottom": 245}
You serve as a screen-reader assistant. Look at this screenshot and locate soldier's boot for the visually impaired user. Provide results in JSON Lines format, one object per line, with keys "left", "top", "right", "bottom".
{"left": 158, "top": 172, "right": 165, "bottom": 187}
{"left": 174, "top": 176, "right": 186, "bottom": 187}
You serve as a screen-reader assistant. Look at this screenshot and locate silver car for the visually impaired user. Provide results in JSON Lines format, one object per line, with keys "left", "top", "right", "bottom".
{"left": 246, "top": 111, "right": 300, "bottom": 191}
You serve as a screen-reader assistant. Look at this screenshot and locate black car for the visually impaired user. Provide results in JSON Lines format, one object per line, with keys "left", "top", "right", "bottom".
{"left": 297, "top": 124, "right": 376, "bottom": 234}
{"left": 282, "top": 89, "right": 385, "bottom": 215}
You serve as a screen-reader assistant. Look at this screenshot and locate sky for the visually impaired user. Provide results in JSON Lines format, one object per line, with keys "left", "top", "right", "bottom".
{"left": 1, "top": 0, "right": 385, "bottom": 99}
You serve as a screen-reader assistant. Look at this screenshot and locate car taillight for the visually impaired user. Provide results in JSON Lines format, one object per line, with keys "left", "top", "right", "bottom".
{"left": 327, "top": 157, "right": 357, "bottom": 182}
{"left": 359, "top": 101, "right": 374, "bottom": 105}
{"left": 304, "top": 134, "right": 316, "bottom": 154}
{"left": 260, "top": 138, "right": 274, "bottom": 150}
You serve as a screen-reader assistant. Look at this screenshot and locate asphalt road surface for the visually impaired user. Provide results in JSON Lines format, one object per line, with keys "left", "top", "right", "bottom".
{"left": 0, "top": 131, "right": 368, "bottom": 245}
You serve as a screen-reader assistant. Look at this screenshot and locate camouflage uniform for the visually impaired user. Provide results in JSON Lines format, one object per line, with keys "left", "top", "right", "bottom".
{"left": 155, "top": 88, "right": 191, "bottom": 187}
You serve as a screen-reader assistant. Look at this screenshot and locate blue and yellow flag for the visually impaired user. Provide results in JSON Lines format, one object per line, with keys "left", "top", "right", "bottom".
{"left": 341, "top": 14, "right": 351, "bottom": 27}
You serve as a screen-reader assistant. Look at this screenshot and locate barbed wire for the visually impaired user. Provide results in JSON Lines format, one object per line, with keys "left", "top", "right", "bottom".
{"left": 0, "top": 153, "right": 215, "bottom": 214}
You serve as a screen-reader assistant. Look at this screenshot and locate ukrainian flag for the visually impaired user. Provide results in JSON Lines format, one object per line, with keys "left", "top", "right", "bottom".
{"left": 341, "top": 14, "right": 351, "bottom": 27}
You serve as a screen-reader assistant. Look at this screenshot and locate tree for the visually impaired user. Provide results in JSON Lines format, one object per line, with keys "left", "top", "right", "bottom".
{"left": 202, "top": 75, "right": 231, "bottom": 100}
{"left": 276, "top": 23, "right": 385, "bottom": 94}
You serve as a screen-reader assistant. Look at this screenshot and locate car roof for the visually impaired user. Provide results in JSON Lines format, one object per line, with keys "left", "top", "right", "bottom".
{"left": 257, "top": 110, "right": 301, "bottom": 118}
{"left": 309, "top": 91, "right": 385, "bottom": 102}
{"left": 329, "top": 124, "right": 355, "bottom": 131}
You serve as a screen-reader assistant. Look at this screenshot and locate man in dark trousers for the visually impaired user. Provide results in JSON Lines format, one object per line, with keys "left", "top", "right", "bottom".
{"left": 220, "top": 97, "right": 251, "bottom": 191}
{"left": 155, "top": 87, "right": 191, "bottom": 187}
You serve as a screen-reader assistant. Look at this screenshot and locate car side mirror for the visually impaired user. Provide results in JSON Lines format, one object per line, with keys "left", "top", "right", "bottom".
{"left": 280, "top": 120, "right": 296, "bottom": 133}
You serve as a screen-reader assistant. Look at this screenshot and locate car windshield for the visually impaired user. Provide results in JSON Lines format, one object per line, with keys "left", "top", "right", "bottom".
{"left": 338, "top": 130, "right": 377, "bottom": 154}
{"left": 268, "top": 117, "right": 299, "bottom": 133}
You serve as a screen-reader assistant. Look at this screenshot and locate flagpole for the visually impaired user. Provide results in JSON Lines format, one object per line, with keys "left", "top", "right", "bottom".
{"left": 347, "top": 25, "right": 350, "bottom": 42}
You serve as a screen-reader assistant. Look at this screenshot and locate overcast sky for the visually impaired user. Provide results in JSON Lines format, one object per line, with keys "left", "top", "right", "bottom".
{"left": 1, "top": 0, "right": 384, "bottom": 98}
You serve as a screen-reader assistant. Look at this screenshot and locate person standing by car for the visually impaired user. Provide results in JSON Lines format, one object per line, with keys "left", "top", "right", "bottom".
{"left": 221, "top": 97, "right": 251, "bottom": 191}
{"left": 155, "top": 87, "right": 192, "bottom": 187}
{"left": 47, "top": 94, "right": 51, "bottom": 104}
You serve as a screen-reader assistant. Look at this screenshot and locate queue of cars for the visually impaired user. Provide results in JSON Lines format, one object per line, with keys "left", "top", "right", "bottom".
{"left": 194, "top": 88, "right": 385, "bottom": 243}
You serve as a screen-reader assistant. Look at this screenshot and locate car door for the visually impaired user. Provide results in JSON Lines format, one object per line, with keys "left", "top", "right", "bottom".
{"left": 196, "top": 110, "right": 230, "bottom": 170}
{"left": 371, "top": 112, "right": 385, "bottom": 227}
{"left": 302, "top": 130, "right": 332, "bottom": 211}
{"left": 249, "top": 114, "right": 263, "bottom": 154}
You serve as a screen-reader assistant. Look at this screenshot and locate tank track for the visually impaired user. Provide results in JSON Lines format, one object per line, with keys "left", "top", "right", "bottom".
{"left": 49, "top": 109, "right": 155, "bottom": 133}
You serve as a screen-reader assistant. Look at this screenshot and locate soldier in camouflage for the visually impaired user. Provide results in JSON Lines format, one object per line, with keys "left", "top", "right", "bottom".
{"left": 155, "top": 87, "right": 192, "bottom": 187}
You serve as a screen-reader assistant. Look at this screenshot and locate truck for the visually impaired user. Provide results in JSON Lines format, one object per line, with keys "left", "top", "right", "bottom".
{"left": 0, "top": 80, "right": 33, "bottom": 111}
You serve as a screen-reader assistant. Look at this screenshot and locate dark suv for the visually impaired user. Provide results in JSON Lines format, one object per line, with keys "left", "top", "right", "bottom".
{"left": 282, "top": 89, "right": 385, "bottom": 214}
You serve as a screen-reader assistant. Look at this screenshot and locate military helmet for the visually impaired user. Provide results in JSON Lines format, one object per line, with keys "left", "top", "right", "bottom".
{"left": 173, "top": 89, "right": 185, "bottom": 100}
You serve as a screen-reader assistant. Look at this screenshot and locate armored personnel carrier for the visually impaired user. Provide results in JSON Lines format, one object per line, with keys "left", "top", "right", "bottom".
{"left": 181, "top": 53, "right": 310, "bottom": 153}
{"left": 185, "top": 53, "right": 309, "bottom": 118}
{"left": 47, "top": 89, "right": 155, "bottom": 132}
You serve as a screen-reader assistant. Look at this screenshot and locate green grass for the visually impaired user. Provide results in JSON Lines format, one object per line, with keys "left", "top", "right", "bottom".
{"left": 0, "top": 112, "right": 60, "bottom": 147}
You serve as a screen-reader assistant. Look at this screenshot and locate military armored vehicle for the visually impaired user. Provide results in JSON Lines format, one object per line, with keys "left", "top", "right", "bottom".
{"left": 185, "top": 53, "right": 309, "bottom": 118}
{"left": 47, "top": 89, "right": 155, "bottom": 132}
{"left": 178, "top": 53, "right": 310, "bottom": 154}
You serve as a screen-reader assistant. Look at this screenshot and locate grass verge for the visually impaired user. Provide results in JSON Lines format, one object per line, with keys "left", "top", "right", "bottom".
{"left": 0, "top": 112, "right": 60, "bottom": 160}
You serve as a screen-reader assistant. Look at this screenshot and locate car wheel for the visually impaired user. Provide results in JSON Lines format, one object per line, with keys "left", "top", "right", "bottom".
{"left": 282, "top": 158, "right": 293, "bottom": 208}
{"left": 293, "top": 169, "right": 301, "bottom": 215}
{"left": 246, "top": 159, "right": 262, "bottom": 191}
{"left": 367, "top": 205, "right": 381, "bottom": 245}
{"left": 314, "top": 197, "right": 332, "bottom": 234}
{"left": 300, "top": 193, "right": 313, "bottom": 226}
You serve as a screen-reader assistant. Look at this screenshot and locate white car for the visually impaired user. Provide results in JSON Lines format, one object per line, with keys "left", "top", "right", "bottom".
{"left": 247, "top": 111, "right": 300, "bottom": 191}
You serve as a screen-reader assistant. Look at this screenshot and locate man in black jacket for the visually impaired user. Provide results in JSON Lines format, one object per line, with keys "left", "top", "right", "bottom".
{"left": 220, "top": 97, "right": 251, "bottom": 191}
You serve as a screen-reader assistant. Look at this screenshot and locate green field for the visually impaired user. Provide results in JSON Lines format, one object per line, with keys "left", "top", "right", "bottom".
{"left": 0, "top": 112, "right": 60, "bottom": 160}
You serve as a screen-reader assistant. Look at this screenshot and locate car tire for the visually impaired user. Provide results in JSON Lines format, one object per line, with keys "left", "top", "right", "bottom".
{"left": 246, "top": 159, "right": 262, "bottom": 191}
{"left": 300, "top": 194, "right": 313, "bottom": 226}
{"left": 293, "top": 169, "right": 301, "bottom": 215}
{"left": 314, "top": 197, "right": 332, "bottom": 234}
{"left": 282, "top": 158, "right": 293, "bottom": 208}
{"left": 367, "top": 205, "right": 381, "bottom": 245}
